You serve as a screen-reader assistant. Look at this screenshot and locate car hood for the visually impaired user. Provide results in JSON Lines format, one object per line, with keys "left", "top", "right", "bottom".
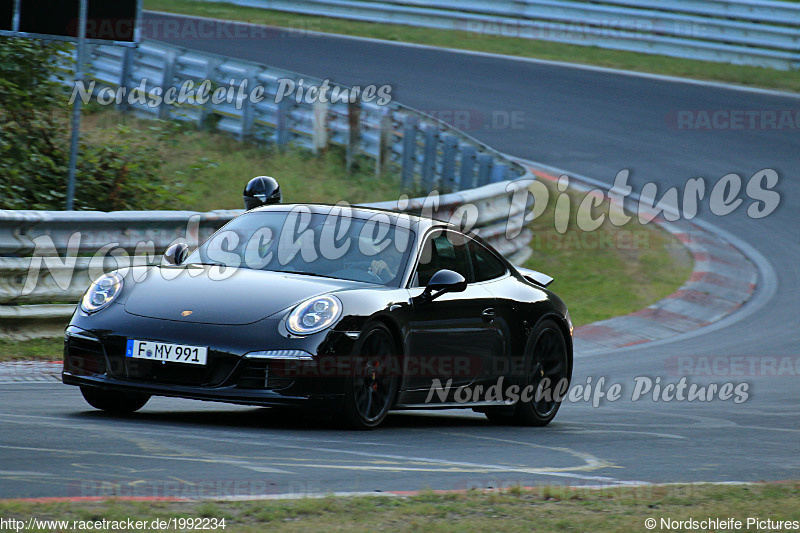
{"left": 123, "top": 266, "right": 356, "bottom": 325}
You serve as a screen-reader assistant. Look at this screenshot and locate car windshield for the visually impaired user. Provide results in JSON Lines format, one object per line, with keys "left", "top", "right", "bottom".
{"left": 185, "top": 208, "right": 416, "bottom": 286}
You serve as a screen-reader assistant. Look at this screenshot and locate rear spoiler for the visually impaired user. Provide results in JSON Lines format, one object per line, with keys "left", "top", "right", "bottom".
{"left": 516, "top": 267, "right": 554, "bottom": 288}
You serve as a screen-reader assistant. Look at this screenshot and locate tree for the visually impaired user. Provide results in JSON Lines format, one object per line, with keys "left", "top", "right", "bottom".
{"left": 0, "top": 36, "right": 172, "bottom": 211}
{"left": 0, "top": 36, "right": 69, "bottom": 114}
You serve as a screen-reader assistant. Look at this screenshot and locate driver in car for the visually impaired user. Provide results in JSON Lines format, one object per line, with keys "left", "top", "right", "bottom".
{"left": 361, "top": 238, "right": 401, "bottom": 282}
{"left": 370, "top": 253, "right": 398, "bottom": 281}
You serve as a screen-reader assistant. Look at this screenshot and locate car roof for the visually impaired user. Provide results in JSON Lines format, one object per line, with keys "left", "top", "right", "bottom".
{"left": 248, "top": 203, "right": 452, "bottom": 233}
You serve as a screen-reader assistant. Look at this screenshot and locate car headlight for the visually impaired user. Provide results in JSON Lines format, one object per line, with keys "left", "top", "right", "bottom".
{"left": 81, "top": 272, "right": 124, "bottom": 314}
{"left": 286, "top": 295, "right": 342, "bottom": 335}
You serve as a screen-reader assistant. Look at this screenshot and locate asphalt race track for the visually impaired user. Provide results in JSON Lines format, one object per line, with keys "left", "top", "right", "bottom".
{"left": 1, "top": 12, "right": 798, "bottom": 499}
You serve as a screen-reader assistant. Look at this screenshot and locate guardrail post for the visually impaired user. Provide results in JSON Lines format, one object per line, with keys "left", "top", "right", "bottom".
{"left": 313, "top": 99, "right": 330, "bottom": 156}
{"left": 346, "top": 100, "right": 361, "bottom": 170}
{"left": 240, "top": 71, "right": 257, "bottom": 140}
{"left": 376, "top": 108, "right": 392, "bottom": 179}
{"left": 477, "top": 154, "right": 494, "bottom": 186}
{"left": 240, "top": 97, "right": 253, "bottom": 140}
{"left": 401, "top": 117, "right": 419, "bottom": 190}
{"left": 459, "top": 145, "right": 476, "bottom": 190}
{"left": 118, "top": 47, "right": 134, "bottom": 113}
{"left": 421, "top": 126, "right": 439, "bottom": 190}
{"left": 159, "top": 51, "right": 177, "bottom": 121}
{"left": 200, "top": 58, "right": 221, "bottom": 129}
{"left": 491, "top": 163, "right": 508, "bottom": 183}
{"left": 440, "top": 134, "right": 458, "bottom": 192}
{"left": 276, "top": 98, "right": 290, "bottom": 147}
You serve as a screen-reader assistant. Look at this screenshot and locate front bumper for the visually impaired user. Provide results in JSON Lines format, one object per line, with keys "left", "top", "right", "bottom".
{"left": 62, "top": 371, "right": 339, "bottom": 409}
{"left": 62, "top": 305, "right": 357, "bottom": 409}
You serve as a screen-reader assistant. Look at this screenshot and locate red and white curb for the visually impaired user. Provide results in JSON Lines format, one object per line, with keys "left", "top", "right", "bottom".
{"left": 526, "top": 164, "right": 758, "bottom": 355}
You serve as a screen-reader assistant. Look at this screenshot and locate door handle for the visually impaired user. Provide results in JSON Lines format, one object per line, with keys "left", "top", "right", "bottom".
{"left": 481, "top": 308, "right": 496, "bottom": 322}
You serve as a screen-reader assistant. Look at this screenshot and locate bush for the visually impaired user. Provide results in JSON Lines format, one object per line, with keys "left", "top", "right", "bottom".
{"left": 0, "top": 36, "right": 69, "bottom": 113}
{"left": 0, "top": 36, "right": 173, "bottom": 211}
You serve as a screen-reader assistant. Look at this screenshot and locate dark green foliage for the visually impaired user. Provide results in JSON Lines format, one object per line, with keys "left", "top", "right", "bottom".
{"left": 0, "top": 36, "right": 70, "bottom": 113}
{"left": 0, "top": 36, "right": 173, "bottom": 211}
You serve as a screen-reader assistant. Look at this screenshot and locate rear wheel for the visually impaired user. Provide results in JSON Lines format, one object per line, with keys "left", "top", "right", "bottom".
{"left": 339, "top": 323, "right": 399, "bottom": 430}
{"left": 80, "top": 386, "right": 150, "bottom": 414}
{"left": 484, "top": 319, "right": 570, "bottom": 426}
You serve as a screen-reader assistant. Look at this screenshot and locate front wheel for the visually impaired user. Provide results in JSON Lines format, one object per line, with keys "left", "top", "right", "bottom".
{"left": 80, "top": 386, "right": 150, "bottom": 414}
{"left": 339, "top": 323, "right": 399, "bottom": 430}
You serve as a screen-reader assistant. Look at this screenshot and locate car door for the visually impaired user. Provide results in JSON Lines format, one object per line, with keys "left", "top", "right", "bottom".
{"left": 466, "top": 238, "right": 519, "bottom": 384}
{"left": 401, "top": 230, "right": 504, "bottom": 402}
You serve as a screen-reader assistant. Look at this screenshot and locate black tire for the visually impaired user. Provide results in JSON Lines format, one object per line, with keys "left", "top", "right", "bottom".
{"left": 481, "top": 408, "right": 516, "bottom": 424}
{"left": 339, "top": 323, "right": 399, "bottom": 430}
{"left": 484, "top": 319, "right": 571, "bottom": 426}
{"left": 80, "top": 386, "right": 150, "bottom": 414}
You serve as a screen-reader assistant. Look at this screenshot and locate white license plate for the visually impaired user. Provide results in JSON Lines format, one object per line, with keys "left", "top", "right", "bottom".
{"left": 126, "top": 339, "right": 208, "bottom": 365}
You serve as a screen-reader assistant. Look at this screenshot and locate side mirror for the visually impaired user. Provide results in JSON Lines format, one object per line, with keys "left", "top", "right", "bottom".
{"left": 414, "top": 269, "right": 466, "bottom": 305}
{"left": 163, "top": 242, "right": 189, "bottom": 266}
{"left": 427, "top": 269, "right": 467, "bottom": 293}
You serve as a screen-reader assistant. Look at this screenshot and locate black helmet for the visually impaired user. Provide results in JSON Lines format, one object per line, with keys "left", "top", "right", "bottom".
{"left": 243, "top": 176, "right": 281, "bottom": 210}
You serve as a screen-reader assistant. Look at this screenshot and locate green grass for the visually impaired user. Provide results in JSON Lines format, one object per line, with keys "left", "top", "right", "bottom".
{"left": 524, "top": 177, "right": 692, "bottom": 326}
{"left": 0, "top": 483, "right": 798, "bottom": 531}
{"left": 82, "top": 109, "right": 402, "bottom": 210}
{"left": 145, "top": 0, "right": 800, "bottom": 93}
{"left": 0, "top": 338, "right": 63, "bottom": 361}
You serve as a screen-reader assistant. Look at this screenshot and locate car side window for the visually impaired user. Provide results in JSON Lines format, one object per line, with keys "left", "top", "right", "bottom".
{"left": 413, "top": 230, "right": 472, "bottom": 287}
{"left": 469, "top": 240, "right": 507, "bottom": 282}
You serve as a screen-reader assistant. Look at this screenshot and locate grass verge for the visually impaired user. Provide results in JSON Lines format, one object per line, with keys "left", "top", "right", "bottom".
{"left": 523, "top": 177, "right": 692, "bottom": 327}
{"left": 145, "top": 0, "right": 800, "bottom": 93}
{"left": 81, "top": 109, "right": 402, "bottom": 211}
{"left": 1, "top": 483, "right": 798, "bottom": 531}
{"left": 0, "top": 338, "right": 64, "bottom": 361}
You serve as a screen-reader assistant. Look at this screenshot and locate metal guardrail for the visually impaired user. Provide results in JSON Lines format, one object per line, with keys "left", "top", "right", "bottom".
{"left": 188, "top": 0, "right": 800, "bottom": 70}
{"left": 0, "top": 209, "right": 241, "bottom": 338}
{"left": 0, "top": 181, "right": 534, "bottom": 339}
{"left": 82, "top": 40, "right": 524, "bottom": 187}
{"left": 1, "top": 40, "right": 536, "bottom": 339}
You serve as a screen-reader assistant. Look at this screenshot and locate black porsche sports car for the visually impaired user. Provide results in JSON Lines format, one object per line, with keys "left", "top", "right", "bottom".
{"left": 63, "top": 204, "right": 573, "bottom": 429}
